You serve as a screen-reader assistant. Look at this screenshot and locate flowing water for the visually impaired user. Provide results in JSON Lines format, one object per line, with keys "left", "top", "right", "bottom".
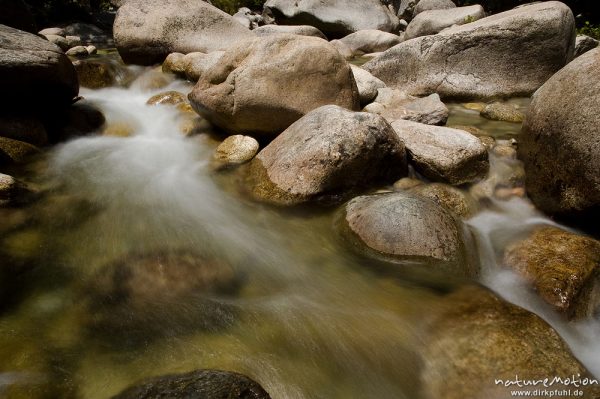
{"left": 1, "top": 62, "right": 599, "bottom": 399}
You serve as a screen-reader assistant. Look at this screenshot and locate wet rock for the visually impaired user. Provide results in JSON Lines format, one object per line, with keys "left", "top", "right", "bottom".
{"left": 504, "top": 226, "right": 600, "bottom": 320}
{"left": 412, "top": 0, "right": 456, "bottom": 17}
{"left": 364, "top": 88, "right": 448, "bottom": 125}
{"left": 43, "top": 34, "right": 69, "bottom": 50}
{"left": 146, "top": 91, "right": 187, "bottom": 106}
{"left": 0, "top": 24, "right": 78, "bottom": 108}
{"left": 84, "top": 250, "right": 242, "bottom": 336}
{"left": 0, "top": 173, "right": 30, "bottom": 206}
{"left": 574, "top": 34, "right": 599, "bottom": 58}
{"left": 519, "top": 47, "right": 600, "bottom": 224}
{"left": 342, "top": 191, "right": 477, "bottom": 276}
{"left": 65, "top": 35, "right": 81, "bottom": 48}
{"left": 364, "top": 2, "right": 575, "bottom": 100}
{"left": 408, "top": 182, "right": 477, "bottom": 218}
{"left": 0, "top": 116, "right": 48, "bottom": 146}
{"left": 112, "top": 369, "right": 271, "bottom": 399}
{"left": 350, "top": 65, "right": 386, "bottom": 106}
{"left": 391, "top": 120, "right": 488, "bottom": 185}
{"left": 214, "top": 135, "right": 259, "bottom": 166}
{"left": 189, "top": 35, "right": 359, "bottom": 137}
{"left": 263, "top": 0, "right": 400, "bottom": 38}
{"left": 393, "top": 177, "right": 423, "bottom": 190}
{"left": 480, "top": 102, "right": 524, "bottom": 123}
{"left": 85, "top": 45, "right": 97, "bottom": 55}
{"left": 419, "top": 284, "right": 600, "bottom": 399}
{"left": 405, "top": 5, "right": 485, "bottom": 40}
{"left": 51, "top": 100, "right": 106, "bottom": 141}
{"left": 114, "top": 0, "right": 253, "bottom": 65}
{"left": 247, "top": 105, "right": 406, "bottom": 205}
{"left": 253, "top": 25, "right": 327, "bottom": 39}
{"left": 73, "top": 59, "right": 130, "bottom": 89}
{"left": 162, "top": 52, "right": 186, "bottom": 76}
{"left": 0, "top": 137, "right": 40, "bottom": 165}
{"left": 339, "top": 30, "right": 403, "bottom": 55}
{"left": 65, "top": 45, "right": 89, "bottom": 57}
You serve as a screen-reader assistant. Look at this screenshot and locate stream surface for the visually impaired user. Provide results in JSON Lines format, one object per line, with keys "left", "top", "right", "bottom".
{"left": 1, "top": 60, "right": 599, "bottom": 399}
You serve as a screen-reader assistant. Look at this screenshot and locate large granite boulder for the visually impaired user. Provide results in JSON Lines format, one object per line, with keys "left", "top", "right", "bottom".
{"left": 342, "top": 191, "right": 478, "bottom": 276}
{"left": 364, "top": 88, "right": 448, "bottom": 125}
{"left": 390, "top": 120, "right": 488, "bottom": 185}
{"left": 0, "top": 24, "right": 78, "bottom": 108}
{"left": 114, "top": 0, "right": 254, "bottom": 65}
{"left": 246, "top": 105, "right": 407, "bottom": 205}
{"left": 412, "top": 0, "right": 456, "bottom": 17}
{"left": 263, "top": 0, "right": 400, "bottom": 38}
{"left": 112, "top": 369, "right": 271, "bottom": 399}
{"left": 188, "top": 35, "right": 359, "bottom": 137}
{"left": 404, "top": 5, "right": 485, "bottom": 40}
{"left": 350, "top": 65, "right": 386, "bottom": 105}
{"left": 519, "top": 47, "right": 600, "bottom": 224}
{"left": 253, "top": 24, "right": 327, "bottom": 39}
{"left": 364, "top": 2, "right": 575, "bottom": 100}
{"left": 574, "top": 34, "right": 599, "bottom": 58}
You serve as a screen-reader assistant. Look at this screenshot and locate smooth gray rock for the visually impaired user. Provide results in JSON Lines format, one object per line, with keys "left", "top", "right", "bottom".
{"left": 188, "top": 35, "right": 359, "bottom": 137}
{"left": 405, "top": 4, "right": 485, "bottom": 39}
{"left": 391, "top": 120, "right": 488, "bottom": 185}
{"left": 38, "top": 27, "right": 65, "bottom": 36}
{"left": 114, "top": 0, "right": 253, "bottom": 65}
{"left": 263, "top": 0, "right": 400, "bottom": 38}
{"left": 574, "top": 34, "right": 599, "bottom": 58}
{"left": 364, "top": 1, "right": 575, "bottom": 100}
{"left": 413, "top": 0, "right": 456, "bottom": 17}
{"left": 43, "top": 34, "right": 69, "bottom": 50}
{"left": 0, "top": 173, "right": 30, "bottom": 206}
{"left": 0, "top": 24, "right": 78, "bottom": 107}
{"left": 246, "top": 105, "right": 407, "bottom": 205}
{"left": 350, "top": 65, "right": 386, "bottom": 106}
{"left": 66, "top": 45, "right": 88, "bottom": 57}
{"left": 364, "top": 88, "right": 448, "bottom": 125}
{"left": 343, "top": 191, "right": 477, "bottom": 276}
{"left": 65, "top": 35, "right": 81, "bottom": 48}
{"left": 339, "top": 29, "right": 403, "bottom": 55}
{"left": 253, "top": 25, "right": 327, "bottom": 39}
{"left": 519, "top": 47, "right": 600, "bottom": 222}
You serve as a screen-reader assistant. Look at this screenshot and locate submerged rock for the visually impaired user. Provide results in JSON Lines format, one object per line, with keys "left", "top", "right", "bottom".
{"left": 0, "top": 137, "right": 40, "bottom": 165}
{"left": 480, "top": 102, "right": 524, "bottom": 123}
{"left": 364, "top": 88, "right": 448, "bottom": 125}
{"left": 112, "top": 369, "right": 271, "bottom": 399}
{"left": 146, "top": 91, "right": 187, "bottom": 106}
{"left": 84, "top": 250, "right": 242, "bottom": 336}
{"left": 114, "top": 0, "right": 253, "bottom": 65}
{"left": 519, "top": 47, "right": 600, "bottom": 224}
{"left": 419, "top": 284, "right": 600, "bottom": 399}
{"left": 73, "top": 59, "right": 131, "bottom": 89}
{"left": 188, "top": 35, "right": 359, "bottom": 137}
{"left": 364, "top": 2, "right": 575, "bottom": 100}
{"left": 405, "top": 5, "right": 485, "bottom": 40}
{"left": 214, "top": 135, "right": 259, "bottom": 166}
{"left": 263, "top": 0, "right": 400, "bottom": 38}
{"left": 408, "top": 183, "right": 477, "bottom": 218}
{"left": 390, "top": 120, "right": 488, "bottom": 185}
{"left": 247, "top": 105, "right": 406, "bottom": 205}
{"left": 504, "top": 226, "right": 600, "bottom": 320}
{"left": 342, "top": 191, "right": 477, "bottom": 276}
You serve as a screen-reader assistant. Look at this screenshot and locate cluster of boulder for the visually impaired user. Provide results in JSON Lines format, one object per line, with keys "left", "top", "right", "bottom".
{"left": 38, "top": 27, "right": 97, "bottom": 58}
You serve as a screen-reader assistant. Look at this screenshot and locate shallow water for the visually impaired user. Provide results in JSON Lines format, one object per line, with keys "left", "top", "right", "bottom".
{"left": 1, "top": 64, "right": 599, "bottom": 399}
